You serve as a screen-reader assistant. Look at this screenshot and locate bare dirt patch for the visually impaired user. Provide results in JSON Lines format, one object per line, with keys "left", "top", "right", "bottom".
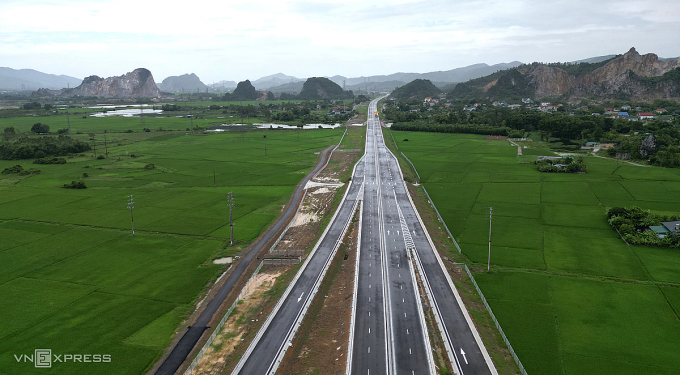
{"left": 190, "top": 269, "right": 285, "bottom": 375}
{"left": 275, "top": 149, "right": 360, "bottom": 253}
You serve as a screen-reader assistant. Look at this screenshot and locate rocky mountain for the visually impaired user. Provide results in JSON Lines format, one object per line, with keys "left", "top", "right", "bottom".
{"left": 391, "top": 79, "right": 442, "bottom": 100}
{"left": 449, "top": 48, "right": 680, "bottom": 102}
{"left": 158, "top": 73, "right": 207, "bottom": 92}
{"left": 0, "top": 67, "right": 81, "bottom": 91}
{"left": 223, "top": 80, "right": 262, "bottom": 100}
{"left": 34, "top": 68, "right": 161, "bottom": 98}
{"left": 298, "top": 77, "right": 353, "bottom": 100}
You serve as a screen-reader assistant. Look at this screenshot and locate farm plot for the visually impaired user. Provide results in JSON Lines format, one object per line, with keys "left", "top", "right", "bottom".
{"left": 395, "top": 131, "right": 680, "bottom": 375}
{"left": 0, "top": 127, "right": 343, "bottom": 374}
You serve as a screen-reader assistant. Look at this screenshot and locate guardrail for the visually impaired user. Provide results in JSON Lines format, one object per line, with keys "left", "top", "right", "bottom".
{"left": 184, "top": 261, "right": 264, "bottom": 375}
{"left": 458, "top": 263, "right": 528, "bottom": 375}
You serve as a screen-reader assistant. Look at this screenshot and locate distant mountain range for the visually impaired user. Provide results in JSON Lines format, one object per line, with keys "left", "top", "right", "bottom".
{"left": 251, "top": 73, "right": 304, "bottom": 90}
{"left": 0, "top": 67, "right": 82, "bottom": 91}
{"left": 6, "top": 52, "right": 679, "bottom": 96}
{"left": 262, "top": 62, "right": 524, "bottom": 94}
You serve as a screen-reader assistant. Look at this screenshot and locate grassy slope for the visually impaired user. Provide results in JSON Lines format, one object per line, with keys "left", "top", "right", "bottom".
{"left": 0, "top": 127, "right": 343, "bottom": 374}
{"left": 395, "top": 131, "right": 680, "bottom": 375}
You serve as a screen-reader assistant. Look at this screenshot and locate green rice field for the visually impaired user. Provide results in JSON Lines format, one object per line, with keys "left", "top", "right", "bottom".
{"left": 0, "top": 127, "right": 344, "bottom": 374}
{"left": 394, "top": 131, "right": 680, "bottom": 375}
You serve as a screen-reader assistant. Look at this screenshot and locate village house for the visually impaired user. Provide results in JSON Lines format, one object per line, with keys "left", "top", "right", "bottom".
{"left": 650, "top": 221, "right": 680, "bottom": 238}
{"left": 638, "top": 112, "right": 655, "bottom": 120}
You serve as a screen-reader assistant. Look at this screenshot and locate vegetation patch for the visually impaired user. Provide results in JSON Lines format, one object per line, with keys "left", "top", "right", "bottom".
{"left": 33, "top": 156, "right": 67, "bottom": 164}
{"left": 62, "top": 180, "right": 87, "bottom": 189}
{"left": 0, "top": 134, "right": 90, "bottom": 160}
{"left": 607, "top": 206, "right": 680, "bottom": 247}
{"left": 1, "top": 165, "right": 41, "bottom": 176}
{"left": 535, "top": 156, "right": 586, "bottom": 173}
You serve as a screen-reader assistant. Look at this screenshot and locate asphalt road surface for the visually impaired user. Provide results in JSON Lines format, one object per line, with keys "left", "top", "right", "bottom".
{"left": 349, "top": 97, "right": 497, "bottom": 375}
{"left": 153, "top": 144, "right": 337, "bottom": 375}
{"left": 350, "top": 98, "right": 433, "bottom": 375}
{"left": 231, "top": 145, "right": 365, "bottom": 374}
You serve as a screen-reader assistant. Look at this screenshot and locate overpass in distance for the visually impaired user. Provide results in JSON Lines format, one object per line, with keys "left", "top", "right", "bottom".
{"left": 232, "top": 97, "right": 498, "bottom": 375}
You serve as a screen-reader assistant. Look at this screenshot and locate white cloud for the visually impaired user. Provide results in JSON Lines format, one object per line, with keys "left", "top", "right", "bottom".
{"left": 0, "top": 0, "right": 678, "bottom": 82}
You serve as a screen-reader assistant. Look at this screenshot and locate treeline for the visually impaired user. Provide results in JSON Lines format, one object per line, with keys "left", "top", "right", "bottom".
{"left": 391, "top": 121, "right": 510, "bottom": 136}
{"left": 385, "top": 104, "right": 679, "bottom": 143}
{"left": 0, "top": 135, "right": 91, "bottom": 160}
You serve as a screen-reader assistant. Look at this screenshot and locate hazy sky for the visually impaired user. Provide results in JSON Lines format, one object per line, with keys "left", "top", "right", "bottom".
{"left": 2, "top": 0, "right": 679, "bottom": 83}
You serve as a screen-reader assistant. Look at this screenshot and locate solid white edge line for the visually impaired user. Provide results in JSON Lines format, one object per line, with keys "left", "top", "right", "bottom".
{"left": 345, "top": 197, "right": 363, "bottom": 375}
{"left": 384, "top": 142, "right": 498, "bottom": 374}
{"left": 268, "top": 197, "right": 360, "bottom": 374}
{"left": 393, "top": 190, "right": 436, "bottom": 375}
{"left": 231, "top": 146, "right": 362, "bottom": 375}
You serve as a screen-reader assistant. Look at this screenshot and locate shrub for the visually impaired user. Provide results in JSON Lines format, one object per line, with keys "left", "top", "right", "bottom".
{"left": 2, "top": 165, "right": 24, "bottom": 175}
{"left": 143, "top": 164, "right": 155, "bottom": 170}
{"left": 97, "top": 155, "right": 105, "bottom": 159}
{"left": 30, "top": 123, "right": 50, "bottom": 133}
{"left": 33, "top": 157, "right": 67, "bottom": 164}
{"left": 62, "top": 180, "right": 87, "bottom": 189}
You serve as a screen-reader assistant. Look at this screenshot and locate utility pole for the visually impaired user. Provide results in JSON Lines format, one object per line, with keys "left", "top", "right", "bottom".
{"left": 240, "top": 100, "right": 243, "bottom": 126}
{"left": 488, "top": 207, "right": 493, "bottom": 272}
{"left": 91, "top": 134, "right": 96, "bottom": 158}
{"left": 104, "top": 133, "right": 108, "bottom": 156}
{"left": 128, "top": 195, "right": 135, "bottom": 235}
{"left": 67, "top": 110, "right": 71, "bottom": 135}
{"left": 213, "top": 168, "right": 216, "bottom": 187}
{"left": 228, "top": 192, "right": 235, "bottom": 245}
{"left": 140, "top": 105, "right": 145, "bottom": 126}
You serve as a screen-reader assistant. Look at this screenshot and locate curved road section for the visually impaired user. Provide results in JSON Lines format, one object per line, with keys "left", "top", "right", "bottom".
{"left": 154, "top": 144, "right": 338, "bottom": 375}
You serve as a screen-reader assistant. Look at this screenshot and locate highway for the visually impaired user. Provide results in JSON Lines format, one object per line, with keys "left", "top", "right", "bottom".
{"left": 348, "top": 97, "right": 497, "bottom": 375}
{"left": 230, "top": 97, "right": 497, "bottom": 375}
{"left": 349, "top": 98, "right": 433, "bottom": 375}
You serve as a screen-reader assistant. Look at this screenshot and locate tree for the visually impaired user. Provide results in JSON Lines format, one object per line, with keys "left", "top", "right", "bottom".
{"left": 23, "top": 102, "right": 41, "bottom": 110}
{"left": 31, "top": 123, "right": 50, "bottom": 133}
{"left": 3, "top": 126, "right": 16, "bottom": 141}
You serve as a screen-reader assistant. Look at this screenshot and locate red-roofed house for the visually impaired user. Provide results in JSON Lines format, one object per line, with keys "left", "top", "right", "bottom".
{"left": 638, "top": 113, "right": 655, "bottom": 120}
{"left": 655, "top": 108, "right": 667, "bottom": 114}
